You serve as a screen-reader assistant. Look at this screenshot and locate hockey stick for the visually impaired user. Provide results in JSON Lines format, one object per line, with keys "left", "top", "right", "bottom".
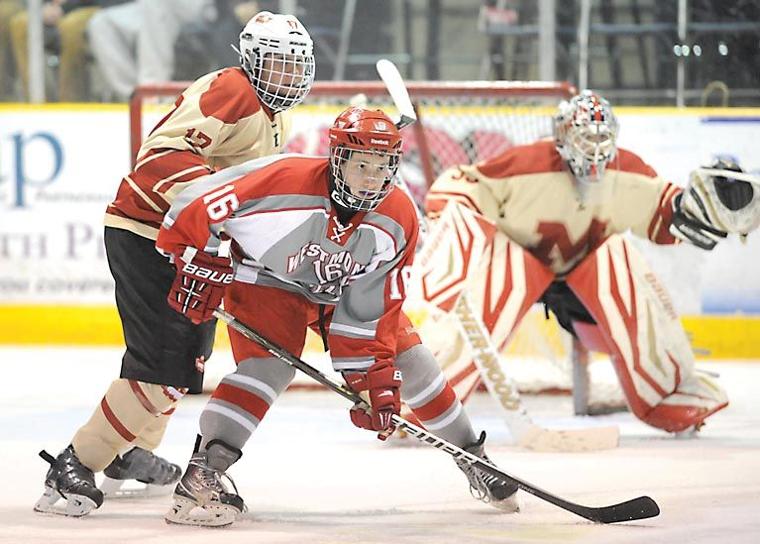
{"left": 454, "top": 293, "right": 620, "bottom": 452}
{"left": 213, "top": 308, "right": 659, "bottom": 524}
{"left": 376, "top": 59, "right": 417, "bottom": 130}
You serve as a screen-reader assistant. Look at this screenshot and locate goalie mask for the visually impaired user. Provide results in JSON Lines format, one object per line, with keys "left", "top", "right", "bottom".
{"left": 239, "top": 11, "right": 315, "bottom": 112}
{"left": 328, "top": 107, "right": 403, "bottom": 212}
{"left": 684, "top": 158, "right": 760, "bottom": 235}
{"left": 554, "top": 90, "right": 619, "bottom": 190}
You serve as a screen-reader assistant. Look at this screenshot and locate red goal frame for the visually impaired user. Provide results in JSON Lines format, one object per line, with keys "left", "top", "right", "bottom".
{"left": 129, "top": 80, "right": 575, "bottom": 186}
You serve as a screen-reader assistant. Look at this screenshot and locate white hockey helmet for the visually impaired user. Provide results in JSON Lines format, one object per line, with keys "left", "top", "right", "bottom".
{"left": 238, "top": 11, "right": 315, "bottom": 112}
{"left": 554, "top": 90, "right": 619, "bottom": 186}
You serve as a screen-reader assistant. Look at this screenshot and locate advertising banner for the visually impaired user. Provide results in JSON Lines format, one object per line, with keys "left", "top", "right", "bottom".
{"left": 1, "top": 106, "right": 759, "bottom": 316}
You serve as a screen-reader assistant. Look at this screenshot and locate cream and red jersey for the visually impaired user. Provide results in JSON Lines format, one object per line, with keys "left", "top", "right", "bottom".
{"left": 105, "top": 67, "right": 290, "bottom": 240}
{"left": 156, "top": 154, "right": 419, "bottom": 372}
{"left": 426, "top": 140, "right": 682, "bottom": 275}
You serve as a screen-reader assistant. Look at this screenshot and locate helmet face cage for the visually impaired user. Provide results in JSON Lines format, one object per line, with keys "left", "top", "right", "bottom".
{"left": 330, "top": 146, "right": 401, "bottom": 212}
{"left": 554, "top": 90, "right": 619, "bottom": 185}
{"left": 239, "top": 13, "right": 315, "bottom": 112}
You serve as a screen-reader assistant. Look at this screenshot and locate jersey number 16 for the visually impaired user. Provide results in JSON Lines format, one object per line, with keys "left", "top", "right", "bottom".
{"left": 203, "top": 185, "right": 239, "bottom": 221}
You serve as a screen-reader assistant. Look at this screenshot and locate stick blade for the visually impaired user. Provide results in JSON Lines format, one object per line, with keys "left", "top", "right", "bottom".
{"left": 582, "top": 495, "right": 660, "bottom": 524}
{"left": 376, "top": 59, "right": 417, "bottom": 123}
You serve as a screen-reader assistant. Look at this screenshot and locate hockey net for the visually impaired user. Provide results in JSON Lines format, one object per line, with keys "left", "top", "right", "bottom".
{"left": 130, "top": 80, "right": 622, "bottom": 405}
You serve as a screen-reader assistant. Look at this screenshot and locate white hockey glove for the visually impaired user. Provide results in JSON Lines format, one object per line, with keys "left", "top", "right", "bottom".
{"left": 670, "top": 159, "right": 760, "bottom": 250}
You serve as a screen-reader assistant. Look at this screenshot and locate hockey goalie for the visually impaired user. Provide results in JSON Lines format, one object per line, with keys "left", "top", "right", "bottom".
{"left": 421, "top": 89, "right": 760, "bottom": 434}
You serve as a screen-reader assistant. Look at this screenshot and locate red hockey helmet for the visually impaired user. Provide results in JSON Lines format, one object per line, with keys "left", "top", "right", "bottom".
{"left": 328, "top": 107, "right": 403, "bottom": 212}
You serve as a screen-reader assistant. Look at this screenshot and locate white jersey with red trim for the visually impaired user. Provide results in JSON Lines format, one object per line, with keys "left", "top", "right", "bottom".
{"left": 426, "top": 140, "right": 682, "bottom": 275}
{"left": 105, "top": 67, "right": 290, "bottom": 240}
{"left": 156, "top": 154, "right": 419, "bottom": 371}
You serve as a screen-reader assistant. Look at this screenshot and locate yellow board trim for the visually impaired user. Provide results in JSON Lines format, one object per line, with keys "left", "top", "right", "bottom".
{"left": 1, "top": 305, "right": 759, "bottom": 359}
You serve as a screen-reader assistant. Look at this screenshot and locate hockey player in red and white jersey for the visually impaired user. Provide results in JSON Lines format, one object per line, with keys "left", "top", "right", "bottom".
{"left": 157, "top": 107, "right": 518, "bottom": 527}
{"left": 426, "top": 90, "right": 759, "bottom": 434}
{"left": 35, "top": 11, "right": 317, "bottom": 517}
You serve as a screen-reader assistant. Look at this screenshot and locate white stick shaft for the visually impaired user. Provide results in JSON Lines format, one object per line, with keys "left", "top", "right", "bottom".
{"left": 376, "top": 59, "right": 417, "bottom": 127}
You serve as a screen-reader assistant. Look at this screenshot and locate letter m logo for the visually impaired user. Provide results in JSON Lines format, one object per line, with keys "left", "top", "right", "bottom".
{"left": 533, "top": 219, "right": 608, "bottom": 271}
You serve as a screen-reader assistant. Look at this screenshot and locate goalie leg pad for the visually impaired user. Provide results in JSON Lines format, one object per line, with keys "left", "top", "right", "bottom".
{"left": 71, "top": 379, "right": 186, "bottom": 472}
{"left": 467, "top": 229, "right": 556, "bottom": 345}
{"left": 412, "top": 200, "right": 498, "bottom": 313}
{"left": 411, "top": 201, "right": 497, "bottom": 407}
{"left": 419, "top": 229, "right": 555, "bottom": 405}
{"left": 566, "top": 235, "right": 728, "bottom": 432}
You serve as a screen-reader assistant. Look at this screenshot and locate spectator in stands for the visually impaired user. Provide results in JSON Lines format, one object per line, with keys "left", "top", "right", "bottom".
{"left": 8, "top": 0, "right": 115, "bottom": 101}
{"left": 0, "top": 0, "right": 23, "bottom": 100}
{"left": 88, "top": 0, "right": 257, "bottom": 101}
{"left": 174, "top": 0, "right": 262, "bottom": 80}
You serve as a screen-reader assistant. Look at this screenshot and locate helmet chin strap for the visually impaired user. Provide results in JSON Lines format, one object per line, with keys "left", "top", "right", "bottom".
{"left": 328, "top": 172, "right": 359, "bottom": 224}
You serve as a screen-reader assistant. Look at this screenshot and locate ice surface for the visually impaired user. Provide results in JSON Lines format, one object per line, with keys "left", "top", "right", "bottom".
{"left": 2, "top": 346, "right": 759, "bottom": 543}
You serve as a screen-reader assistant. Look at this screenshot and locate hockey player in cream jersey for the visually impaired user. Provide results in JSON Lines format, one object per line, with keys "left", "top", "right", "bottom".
{"left": 427, "top": 90, "right": 760, "bottom": 434}
{"left": 157, "top": 107, "right": 518, "bottom": 527}
{"left": 35, "top": 11, "right": 316, "bottom": 517}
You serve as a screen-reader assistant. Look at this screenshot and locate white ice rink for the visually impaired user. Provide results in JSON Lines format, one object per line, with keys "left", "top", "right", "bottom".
{"left": 2, "top": 346, "right": 759, "bottom": 544}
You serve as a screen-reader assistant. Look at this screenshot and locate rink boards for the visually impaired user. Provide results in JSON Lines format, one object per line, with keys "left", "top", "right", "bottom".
{"left": 1, "top": 104, "right": 759, "bottom": 357}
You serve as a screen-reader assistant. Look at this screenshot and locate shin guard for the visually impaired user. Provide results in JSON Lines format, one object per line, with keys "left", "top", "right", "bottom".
{"left": 418, "top": 227, "right": 554, "bottom": 406}
{"left": 72, "top": 379, "right": 186, "bottom": 471}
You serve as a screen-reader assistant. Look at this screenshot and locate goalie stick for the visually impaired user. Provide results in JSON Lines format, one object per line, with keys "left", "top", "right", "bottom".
{"left": 454, "top": 292, "right": 620, "bottom": 452}
{"left": 213, "top": 308, "right": 659, "bottom": 524}
{"left": 375, "top": 59, "right": 619, "bottom": 452}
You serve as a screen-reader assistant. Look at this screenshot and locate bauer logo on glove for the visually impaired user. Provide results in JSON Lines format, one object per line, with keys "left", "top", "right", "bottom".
{"left": 168, "top": 246, "right": 234, "bottom": 324}
{"left": 180, "top": 261, "right": 234, "bottom": 284}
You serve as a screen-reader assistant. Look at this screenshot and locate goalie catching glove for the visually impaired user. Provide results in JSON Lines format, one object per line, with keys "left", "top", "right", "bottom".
{"left": 168, "top": 246, "right": 234, "bottom": 324}
{"left": 671, "top": 159, "right": 760, "bottom": 250}
{"left": 344, "top": 362, "right": 402, "bottom": 440}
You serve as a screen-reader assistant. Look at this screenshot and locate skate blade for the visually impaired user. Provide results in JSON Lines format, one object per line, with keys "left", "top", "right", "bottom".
{"left": 101, "top": 476, "right": 173, "bottom": 498}
{"left": 33, "top": 487, "right": 98, "bottom": 517}
{"left": 164, "top": 496, "right": 239, "bottom": 528}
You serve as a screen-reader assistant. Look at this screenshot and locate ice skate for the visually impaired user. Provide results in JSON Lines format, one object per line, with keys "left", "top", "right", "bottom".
{"left": 165, "top": 442, "right": 245, "bottom": 528}
{"left": 456, "top": 432, "right": 520, "bottom": 512}
{"left": 34, "top": 446, "right": 104, "bottom": 517}
{"left": 100, "top": 446, "right": 181, "bottom": 498}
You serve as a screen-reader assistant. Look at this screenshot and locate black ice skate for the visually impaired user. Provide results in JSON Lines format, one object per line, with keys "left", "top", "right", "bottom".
{"left": 165, "top": 440, "right": 245, "bottom": 528}
{"left": 455, "top": 432, "right": 520, "bottom": 512}
{"left": 100, "top": 446, "right": 182, "bottom": 498}
{"left": 34, "top": 446, "right": 104, "bottom": 517}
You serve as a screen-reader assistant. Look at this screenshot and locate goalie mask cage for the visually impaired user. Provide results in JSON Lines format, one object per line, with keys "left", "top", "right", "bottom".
{"left": 129, "top": 80, "right": 622, "bottom": 407}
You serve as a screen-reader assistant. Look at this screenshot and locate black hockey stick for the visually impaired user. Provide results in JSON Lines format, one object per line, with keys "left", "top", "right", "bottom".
{"left": 213, "top": 308, "right": 660, "bottom": 524}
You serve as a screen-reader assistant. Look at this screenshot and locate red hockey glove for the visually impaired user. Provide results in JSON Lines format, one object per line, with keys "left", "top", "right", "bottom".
{"left": 167, "top": 246, "right": 233, "bottom": 324}
{"left": 344, "top": 362, "right": 402, "bottom": 440}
